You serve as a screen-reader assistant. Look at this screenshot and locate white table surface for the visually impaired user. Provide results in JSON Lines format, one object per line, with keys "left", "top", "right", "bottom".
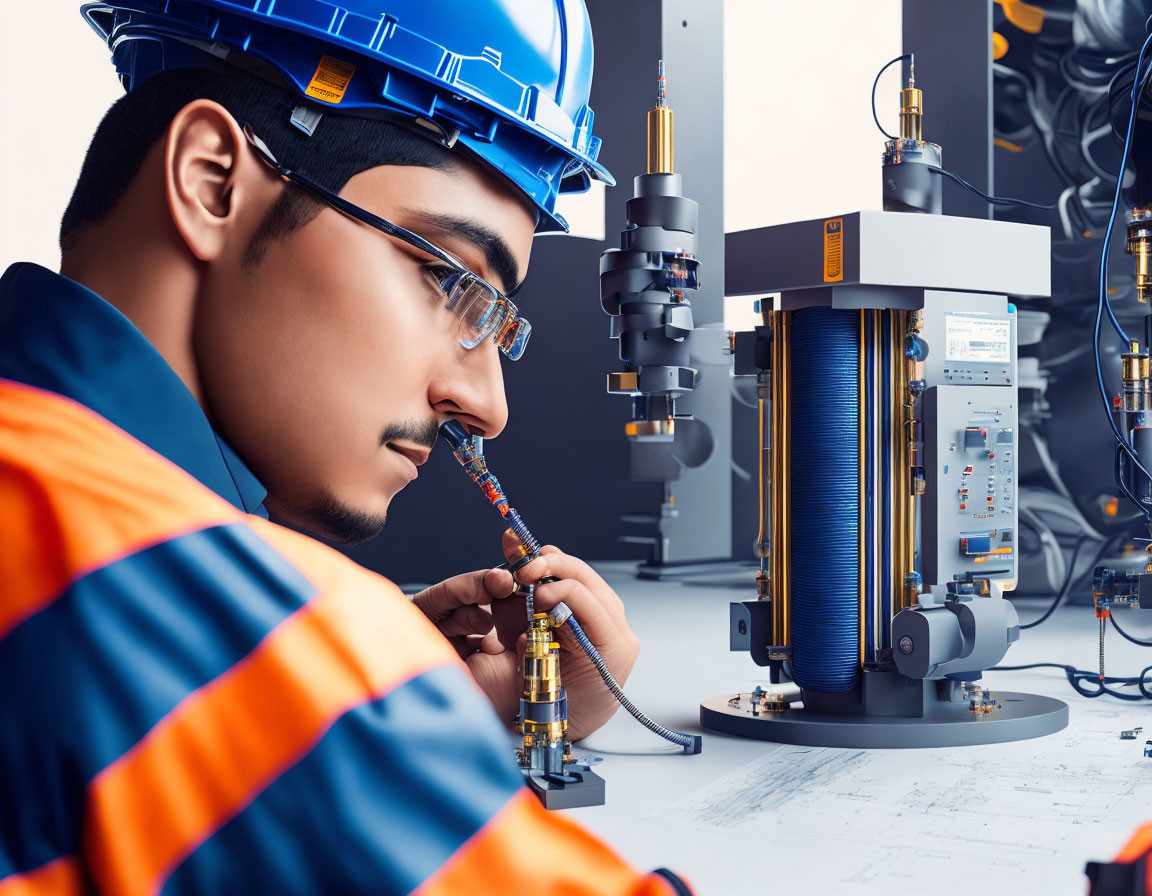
{"left": 565, "top": 561, "right": 1152, "bottom": 896}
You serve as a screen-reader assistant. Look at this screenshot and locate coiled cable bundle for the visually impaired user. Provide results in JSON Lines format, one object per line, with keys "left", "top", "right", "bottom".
{"left": 789, "top": 308, "right": 862, "bottom": 693}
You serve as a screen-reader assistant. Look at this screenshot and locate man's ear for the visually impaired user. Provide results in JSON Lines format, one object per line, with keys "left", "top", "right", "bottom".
{"left": 163, "top": 99, "right": 274, "bottom": 263}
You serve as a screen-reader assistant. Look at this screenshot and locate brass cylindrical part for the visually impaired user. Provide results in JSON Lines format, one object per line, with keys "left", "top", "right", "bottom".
{"left": 755, "top": 371, "right": 771, "bottom": 563}
{"left": 895, "top": 311, "right": 914, "bottom": 614}
{"left": 1121, "top": 340, "right": 1152, "bottom": 412}
{"left": 887, "top": 312, "right": 899, "bottom": 625}
{"left": 869, "top": 310, "right": 882, "bottom": 661}
{"left": 647, "top": 106, "right": 674, "bottom": 174}
{"left": 1127, "top": 218, "right": 1152, "bottom": 303}
{"left": 771, "top": 312, "right": 791, "bottom": 648}
{"left": 519, "top": 615, "right": 566, "bottom": 740}
{"left": 858, "top": 311, "right": 867, "bottom": 664}
{"left": 899, "top": 86, "right": 923, "bottom": 142}
{"left": 1122, "top": 341, "right": 1145, "bottom": 380}
{"left": 902, "top": 313, "right": 918, "bottom": 610}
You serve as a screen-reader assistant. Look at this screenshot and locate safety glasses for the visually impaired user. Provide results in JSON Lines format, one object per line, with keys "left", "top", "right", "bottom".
{"left": 242, "top": 124, "right": 531, "bottom": 360}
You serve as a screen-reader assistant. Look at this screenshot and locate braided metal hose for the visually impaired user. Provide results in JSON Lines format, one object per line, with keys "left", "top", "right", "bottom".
{"left": 550, "top": 603, "right": 702, "bottom": 754}
{"left": 441, "top": 419, "right": 702, "bottom": 755}
{"left": 505, "top": 508, "right": 541, "bottom": 557}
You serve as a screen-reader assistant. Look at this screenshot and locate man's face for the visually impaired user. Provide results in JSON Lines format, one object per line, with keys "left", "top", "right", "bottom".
{"left": 192, "top": 155, "right": 536, "bottom": 543}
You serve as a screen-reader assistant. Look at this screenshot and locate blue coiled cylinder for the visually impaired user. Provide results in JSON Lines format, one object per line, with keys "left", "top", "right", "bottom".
{"left": 790, "top": 308, "right": 861, "bottom": 692}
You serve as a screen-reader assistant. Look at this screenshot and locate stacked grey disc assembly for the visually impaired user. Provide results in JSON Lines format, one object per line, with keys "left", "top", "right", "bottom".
{"left": 599, "top": 171, "right": 700, "bottom": 448}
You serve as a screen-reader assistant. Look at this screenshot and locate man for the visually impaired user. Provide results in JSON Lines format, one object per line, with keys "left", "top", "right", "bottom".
{"left": 0, "top": 1, "right": 690, "bottom": 893}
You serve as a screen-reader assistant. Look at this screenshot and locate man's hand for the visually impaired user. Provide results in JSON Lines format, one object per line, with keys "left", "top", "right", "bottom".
{"left": 410, "top": 531, "right": 641, "bottom": 741}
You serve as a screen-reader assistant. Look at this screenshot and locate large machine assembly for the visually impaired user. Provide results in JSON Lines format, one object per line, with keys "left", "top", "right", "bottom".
{"left": 700, "top": 65, "right": 1069, "bottom": 747}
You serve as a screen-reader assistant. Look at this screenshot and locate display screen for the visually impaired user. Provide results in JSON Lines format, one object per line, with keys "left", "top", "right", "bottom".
{"left": 944, "top": 314, "right": 1011, "bottom": 364}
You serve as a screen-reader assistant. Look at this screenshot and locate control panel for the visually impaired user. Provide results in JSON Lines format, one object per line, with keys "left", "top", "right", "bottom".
{"left": 922, "top": 386, "right": 1018, "bottom": 586}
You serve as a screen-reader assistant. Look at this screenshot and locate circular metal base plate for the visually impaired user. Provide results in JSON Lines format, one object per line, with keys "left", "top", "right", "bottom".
{"left": 700, "top": 691, "right": 1068, "bottom": 748}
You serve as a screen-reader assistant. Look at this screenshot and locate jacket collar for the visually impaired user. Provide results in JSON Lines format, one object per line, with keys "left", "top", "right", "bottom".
{"left": 0, "top": 262, "right": 268, "bottom": 517}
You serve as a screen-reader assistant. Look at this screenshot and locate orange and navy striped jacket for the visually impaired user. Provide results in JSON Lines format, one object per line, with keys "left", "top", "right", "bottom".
{"left": 0, "top": 263, "right": 690, "bottom": 895}
{"left": 1086, "top": 824, "right": 1152, "bottom": 894}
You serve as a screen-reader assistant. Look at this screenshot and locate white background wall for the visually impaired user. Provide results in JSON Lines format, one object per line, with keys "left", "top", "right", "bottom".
{"left": 0, "top": 8, "right": 123, "bottom": 272}
{"left": 721, "top": 0, "right": 901, "bottom": 328}
{"left": 0, "top": 1, "right": 900, "bottom": 273}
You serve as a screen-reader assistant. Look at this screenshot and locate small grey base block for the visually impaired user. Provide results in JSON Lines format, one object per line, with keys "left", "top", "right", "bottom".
{"left": 524, "top": 767, "right": 606, "bottom": 809}
{"left": 700, "top": 691, "right": 1068, "bottom": 748}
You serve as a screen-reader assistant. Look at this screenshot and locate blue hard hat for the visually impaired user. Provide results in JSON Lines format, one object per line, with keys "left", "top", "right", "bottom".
{"left": 80, "top": 0, "right": 615, "bottom": 233}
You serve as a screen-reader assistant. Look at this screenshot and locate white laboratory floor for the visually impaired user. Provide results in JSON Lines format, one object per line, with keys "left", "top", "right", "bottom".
{"left": 567, "top": 561, "right": 1152, "bottom": 896}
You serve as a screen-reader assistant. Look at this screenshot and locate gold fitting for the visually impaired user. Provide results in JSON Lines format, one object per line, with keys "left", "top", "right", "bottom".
{"left": 647, "top": 105, "right": 674, "bottom": 174}
{"left": 764, "top": 693, "right": 789, "bottom": 713}
{"left": 607, "top": 371, "right": 639, "bottom": 393}
{"left": 1126, "top": 224, "right": 1152, "bottom": 303}
{"left": 756, "top": 571, "right": 771, "bottom": 601}
{"left": 625, "top": 419, "right": 675, "bottom": 438}
{"left": 1123, "top": 344, "right": 1142, "bottom": 381}
{"left": 899, "top": 86, "right": 923, "bottom": 142}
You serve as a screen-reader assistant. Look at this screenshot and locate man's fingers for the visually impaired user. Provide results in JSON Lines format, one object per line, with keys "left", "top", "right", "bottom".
{"left": 497, "top": 531, "right": 634, "bottom": 651}
{"left": 412, "top": 569, "right": 505, "bottom": 621}
{"left": 536, "top": 545, "right": 627, "bottom": 623}
{"left": 476, "top": 629, "right": 506, "bottom": 656}
{"left": 502, "top": 529, "right": 550, "bottom": 584}
{"left": 533, "top": 578, "right": 621, "bottom": 649}
{"left": 483, "top": 566, "right": 515, "bottom": 599}
{"left": 438, "top": 605, "right": 493, "bottom": 638}
{"left": 448, "top": 635, "right": 475, "bottom": 662}
{"left": 498, "top": 532, "right": 626, "bottom": 626}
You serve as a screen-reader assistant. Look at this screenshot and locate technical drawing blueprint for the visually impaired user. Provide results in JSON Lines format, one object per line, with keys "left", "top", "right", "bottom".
{"left": 656, "top": 697, "right": 1152, "bottom": 895}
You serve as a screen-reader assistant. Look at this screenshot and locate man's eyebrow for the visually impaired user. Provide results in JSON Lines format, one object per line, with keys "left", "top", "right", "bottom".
{"left": 404, "top": 210, "right": 524, "bottom": 297}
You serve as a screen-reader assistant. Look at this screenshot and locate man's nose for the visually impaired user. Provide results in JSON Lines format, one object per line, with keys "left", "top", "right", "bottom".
{"left": 429, "top": 342, "right": 508, "bottom": 439}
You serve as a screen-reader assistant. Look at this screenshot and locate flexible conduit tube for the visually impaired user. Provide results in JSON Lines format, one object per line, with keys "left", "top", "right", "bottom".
{"left": 550, "top": 603, "right": 702, "bottom": 754}
{"left": 790, "top": 308, "right": 862, "bottom": 692}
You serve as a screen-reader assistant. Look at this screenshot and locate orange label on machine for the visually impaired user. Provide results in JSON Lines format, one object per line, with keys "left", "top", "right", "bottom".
{"left": 823, "top": 217, "right": 843, "bottom": 282}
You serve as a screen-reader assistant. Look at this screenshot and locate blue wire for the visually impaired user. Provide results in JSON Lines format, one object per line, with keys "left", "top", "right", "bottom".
{"left": 1097, "top": 31, "right": 1152, "bottom": 345}
{"left": 1093, "top": 31, "right": 1152, "bottom": 514}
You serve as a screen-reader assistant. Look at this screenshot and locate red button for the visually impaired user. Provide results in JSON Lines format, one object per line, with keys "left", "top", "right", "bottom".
{"left": 960, "top": 503, "right": 967, "bottom": 509}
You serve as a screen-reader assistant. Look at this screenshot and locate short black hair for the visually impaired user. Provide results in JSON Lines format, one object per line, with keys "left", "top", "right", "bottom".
{"left": 60, "top": 64, "right": 457, "bottom": 258}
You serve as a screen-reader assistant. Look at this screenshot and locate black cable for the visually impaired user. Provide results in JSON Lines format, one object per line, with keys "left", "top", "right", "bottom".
{"left": 1048, "top": 86, "right": 1084, "bottom": 180}
{"left": 1076, "top": 94, "right": 1116, "bottom": 182}
{"left": 996, "top": 63, "right": 1081, "bottom": 186}
{"left": 991, "top": 662, "right": 1152, "bottom": 701}
{"left": 994, "top": 662, "right": 1073, "bottom": 672}
{"left": 1115, "top": 444, "right": 1149, "bottom": 513}
{"left": 871, "top": 54, "right": 912, "bottom": 141}
{"left": 1110, "top": 611, "right": 1152, "bottom": 647}
{"left": 1109, "top": 59, "right": 1141, "bottom": 140}
{"left": 926, "top": 166, "right": 1059, "bottom": 209}
{"left": 1019, "top": 535, "right": 1093, "bottom": 629}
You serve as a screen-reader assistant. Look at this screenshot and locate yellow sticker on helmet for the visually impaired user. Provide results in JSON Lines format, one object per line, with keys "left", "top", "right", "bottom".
{"left": 305, "top": 55, "right": 356, "bottom": 104}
